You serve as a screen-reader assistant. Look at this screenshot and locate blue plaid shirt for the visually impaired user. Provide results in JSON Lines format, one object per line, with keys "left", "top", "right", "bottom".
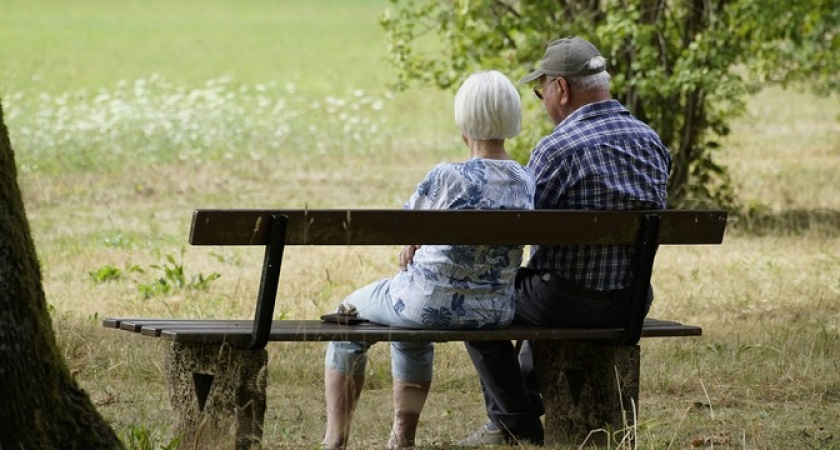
{"left": 526, "top": 100, "right": 671, "bottom": 291}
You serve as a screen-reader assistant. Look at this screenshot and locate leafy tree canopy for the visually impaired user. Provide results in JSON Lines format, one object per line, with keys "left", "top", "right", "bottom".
{"left": 381, "top": 0, "right": 840, "bottom": 207}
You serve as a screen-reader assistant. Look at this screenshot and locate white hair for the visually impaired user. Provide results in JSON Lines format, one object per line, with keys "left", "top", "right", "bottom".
{"left": 566, "top": 58, "right": 612, "bottom": 92}
{"left": 454, "top": 70, "right": 521, "bottom": 140}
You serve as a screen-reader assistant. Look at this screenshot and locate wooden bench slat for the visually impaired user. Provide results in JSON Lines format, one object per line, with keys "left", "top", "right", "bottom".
{"left": 102, "top": 317, "right": 700, "bottom": 344}
{"left": 139, "top": 321, "right": 254, "bottom": 337}
{"left": 189, "top": 209, "right": 727, "bottom": 246}
{"left": 102, "top": 317, "right": 121, "bottom": 328}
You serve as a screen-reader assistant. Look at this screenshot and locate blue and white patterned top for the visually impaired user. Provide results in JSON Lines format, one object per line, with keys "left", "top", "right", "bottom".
{"left": 526, "top": 99, "right": 671, "bottom": 291}
{"left": 389, "top": 158, "right": 535, "bottom": 329}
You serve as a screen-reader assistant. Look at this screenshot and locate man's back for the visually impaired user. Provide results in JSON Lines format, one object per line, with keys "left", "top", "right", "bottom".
{"left": 526, "top": 99, "right": 671, "bottom": 290}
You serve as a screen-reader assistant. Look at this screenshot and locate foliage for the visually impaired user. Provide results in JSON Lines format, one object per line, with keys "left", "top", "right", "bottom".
{"left": 380, "top": 0, "right": 840, "bottom": 207}
{"left": 138, "top": 250, "right": 220, "bottom": 299}
{"left": 737, "top": 0, "right": 840, "bottom": 93}
{"left": 88, "top": 253, "right": 219, "bottom": 299}
{"left": 89, "top": 264, "right": 143, "bottom": 284}
{"left": 122, "top": 424, "right": 180, "bottom": 450}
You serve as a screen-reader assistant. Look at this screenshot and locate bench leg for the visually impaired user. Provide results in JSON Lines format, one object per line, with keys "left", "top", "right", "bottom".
{"left": 532, "top": 340, "right": 640, "bottom": 447}
{"left": 166, "top": 342, "right": 267, "bottom": 449}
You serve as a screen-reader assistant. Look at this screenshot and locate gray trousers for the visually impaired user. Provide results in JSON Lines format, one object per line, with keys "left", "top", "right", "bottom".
{"left": 464, "top": 268, "right": 648, "bottom": 442}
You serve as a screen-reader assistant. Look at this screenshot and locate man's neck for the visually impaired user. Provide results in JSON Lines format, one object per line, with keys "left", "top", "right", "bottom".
{"left": 569, "top": 89, "right": 611, "bottom": 111}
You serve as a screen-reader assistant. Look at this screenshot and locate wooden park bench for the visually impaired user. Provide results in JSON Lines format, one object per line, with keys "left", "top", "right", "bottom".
{"left": 103, "top": 208, "right": 727, "bottom": 449}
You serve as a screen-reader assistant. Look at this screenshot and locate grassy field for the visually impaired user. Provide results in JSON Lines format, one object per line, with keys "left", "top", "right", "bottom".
{"left": 2, "top": 1, "right": 840, "bottom": 448}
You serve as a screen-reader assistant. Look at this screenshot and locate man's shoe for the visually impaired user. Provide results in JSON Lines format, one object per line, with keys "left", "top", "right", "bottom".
{"left": 455, "top": 424, "right": 505, "bottom": 447}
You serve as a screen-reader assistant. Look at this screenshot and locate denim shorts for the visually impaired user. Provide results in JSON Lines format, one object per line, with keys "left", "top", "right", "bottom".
{"left": 324, "top": 278, "right": 434, "bottom": 382}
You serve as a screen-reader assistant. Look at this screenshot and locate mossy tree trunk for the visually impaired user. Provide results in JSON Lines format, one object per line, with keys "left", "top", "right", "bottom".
{"left": 0, "top": 98, "right": 123, "bottom": 448}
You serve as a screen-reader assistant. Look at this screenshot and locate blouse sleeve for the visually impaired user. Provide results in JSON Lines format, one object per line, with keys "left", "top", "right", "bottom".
{"left": 403, "top": 164, "right": 446, "bottom": 210}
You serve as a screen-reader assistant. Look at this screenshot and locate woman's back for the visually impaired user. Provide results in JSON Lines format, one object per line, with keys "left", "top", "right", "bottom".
{"left": 390, "top": 158, "right": 535, "bottom": 329}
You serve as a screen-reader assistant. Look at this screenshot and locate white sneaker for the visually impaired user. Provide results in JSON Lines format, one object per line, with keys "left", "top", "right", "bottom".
{"left": 455, "top": 424, "right": 506, "bottom": 447}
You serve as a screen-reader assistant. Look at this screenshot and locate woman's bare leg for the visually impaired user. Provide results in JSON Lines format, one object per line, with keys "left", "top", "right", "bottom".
{"left": 388, "top": 379, "right": 431, "bottom": 448}
{"left": 323, "top": 368, "right": 365, "bottom": 449}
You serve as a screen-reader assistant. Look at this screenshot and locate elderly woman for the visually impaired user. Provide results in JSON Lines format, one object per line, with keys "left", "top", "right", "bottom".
{"left": 322, "top": 70, "right": 535, "bottom": 450}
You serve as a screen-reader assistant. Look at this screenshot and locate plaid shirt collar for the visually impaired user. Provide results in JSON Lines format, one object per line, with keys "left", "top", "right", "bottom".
{"left": 557, "top": 99, "right": 627, "bottom": 128}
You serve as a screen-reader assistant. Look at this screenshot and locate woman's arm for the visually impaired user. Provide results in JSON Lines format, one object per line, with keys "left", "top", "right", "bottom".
{"left": 399, "top": 244, "right": 422, "bottom": 271}
{"left": 397, "top": 164, "right": 450, "bottom": 269}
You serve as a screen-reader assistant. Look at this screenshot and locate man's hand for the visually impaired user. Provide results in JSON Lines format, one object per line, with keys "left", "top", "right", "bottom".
{"left": 399, "top": 244, "right": 422, "bottom": 271}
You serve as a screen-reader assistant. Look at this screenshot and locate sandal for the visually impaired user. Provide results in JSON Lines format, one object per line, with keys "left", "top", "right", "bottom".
{"left": 320, "top": 303, "right": 369, "bottom": 325}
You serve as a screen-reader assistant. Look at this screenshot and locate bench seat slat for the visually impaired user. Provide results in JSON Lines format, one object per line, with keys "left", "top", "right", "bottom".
{"left": 103, "top": 317, "right": 700, "bottom": 344}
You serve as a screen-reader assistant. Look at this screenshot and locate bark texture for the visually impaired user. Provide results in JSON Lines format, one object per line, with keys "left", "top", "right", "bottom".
{"left": 0, "top": 99, "right": 122, "bottom": 448}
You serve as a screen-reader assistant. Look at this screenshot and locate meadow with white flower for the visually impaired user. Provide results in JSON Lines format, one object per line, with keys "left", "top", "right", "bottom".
{"left": 2, "top": 0, "right": 839, "bottom": 448}
{"left": 4, "top": 76, "right": 391, "bottom": 175}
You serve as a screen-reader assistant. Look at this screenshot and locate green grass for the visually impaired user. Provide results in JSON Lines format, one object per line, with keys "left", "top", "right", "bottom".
{"left": 2, "top": 0, "right": 840, "bottom": 448}
{"left": 0, "top": 0, "right": 396, "bottom": 94}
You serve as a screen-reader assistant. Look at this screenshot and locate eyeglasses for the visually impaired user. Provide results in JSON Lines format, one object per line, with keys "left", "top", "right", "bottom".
{"left": 533, "top": 77, "right": 558, "bottom": 100}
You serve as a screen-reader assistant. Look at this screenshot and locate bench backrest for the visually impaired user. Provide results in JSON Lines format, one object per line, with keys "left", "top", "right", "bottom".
{"left": 190, "top": 209, "right": 726, "bottom": 246}
{"left": 189, "top": 209, "right": 727, "bottom": 349}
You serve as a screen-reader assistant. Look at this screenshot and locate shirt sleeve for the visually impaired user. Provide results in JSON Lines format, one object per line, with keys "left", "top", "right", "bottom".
{"left": 527, "top": 140, "right": 573, "bottom": 209}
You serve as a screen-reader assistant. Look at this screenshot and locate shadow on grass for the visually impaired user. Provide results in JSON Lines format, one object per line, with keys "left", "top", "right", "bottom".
{"left": 728, "top": 208, "right": 840, "bottom": 236}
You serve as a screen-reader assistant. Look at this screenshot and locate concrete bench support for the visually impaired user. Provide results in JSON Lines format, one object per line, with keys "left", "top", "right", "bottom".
{"left": 166, "top": 342, "right": 268, "bottom": 449}
{"left": 534, "top": 340, "right": 640, "bottom": 446}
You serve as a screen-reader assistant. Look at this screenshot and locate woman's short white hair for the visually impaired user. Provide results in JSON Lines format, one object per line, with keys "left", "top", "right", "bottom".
{"left": 454, "top": 70, "right": 521, "bottom": 140}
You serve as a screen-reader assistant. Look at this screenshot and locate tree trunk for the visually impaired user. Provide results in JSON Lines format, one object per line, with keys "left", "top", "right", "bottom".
{"left": 0, "top": 99, "right": 122, "bottom": 448}
{"left": 668, "top": 0, "right": 709, "bottom": 204}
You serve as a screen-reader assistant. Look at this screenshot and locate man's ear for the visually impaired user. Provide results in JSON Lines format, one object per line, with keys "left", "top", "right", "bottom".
{"left": 557, "top": 77, "right": 570, "bottom": 105}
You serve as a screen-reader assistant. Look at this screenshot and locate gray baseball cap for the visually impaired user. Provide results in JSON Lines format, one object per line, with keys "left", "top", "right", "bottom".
{"left": 519, "top": 37, "right": 607, "bottom": 83}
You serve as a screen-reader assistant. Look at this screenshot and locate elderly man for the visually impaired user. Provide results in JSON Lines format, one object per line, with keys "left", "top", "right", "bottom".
{"left": 459, "top": 37, "right": 672, "bottom": 446}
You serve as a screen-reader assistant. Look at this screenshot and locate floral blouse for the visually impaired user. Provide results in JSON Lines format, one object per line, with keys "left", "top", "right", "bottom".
{"left": 388, "top": 158, "right": 535, "bottom": 329}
